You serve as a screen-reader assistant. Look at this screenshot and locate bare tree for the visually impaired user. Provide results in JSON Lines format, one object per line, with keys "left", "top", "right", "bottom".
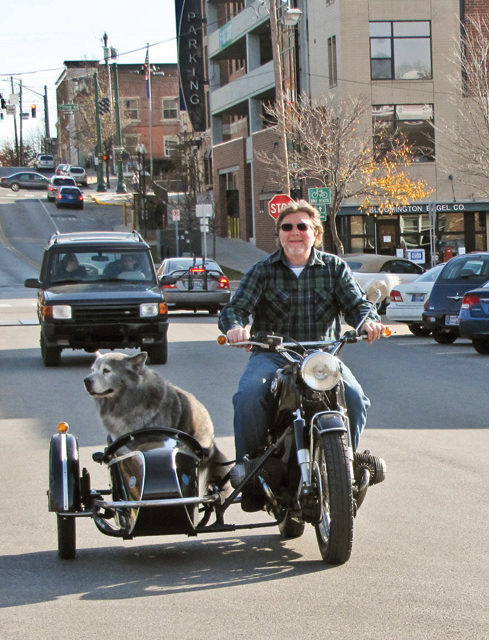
{"left": 436, "top": 15, "right": 489, "bottom": 196}
{"left": 260, "top": 92, "right": 432, "bottom": 253}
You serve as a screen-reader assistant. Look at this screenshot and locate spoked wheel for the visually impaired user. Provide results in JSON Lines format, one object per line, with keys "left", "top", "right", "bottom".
{"left": 57, "top": 514, "right": 76, "bottom": 559}
{"left": 312, "top": 430, "right": 354, "bottom": 565}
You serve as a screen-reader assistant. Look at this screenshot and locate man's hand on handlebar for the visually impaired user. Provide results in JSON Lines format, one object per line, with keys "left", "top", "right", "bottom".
{"left": 359, "top": 320, "right": 386, "bottom": 343}
{"left": 226, "top": 326, "right": 252, "bottom": 350}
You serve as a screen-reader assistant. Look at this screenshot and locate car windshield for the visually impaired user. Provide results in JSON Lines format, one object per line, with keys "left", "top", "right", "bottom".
{"left": 440, "top": 256, "right": 489, "bottom": 282}
{"left": 414, "top": 264, "right": 444, "bottom": 282}
{"left": 48, "top": 250, "right": 155, "bottom": 283}
{"left": 70, "top": 167, "right": 84, "bottom": 174}
{"left": 165, "top": 259, "right": 221, "bottom": 273}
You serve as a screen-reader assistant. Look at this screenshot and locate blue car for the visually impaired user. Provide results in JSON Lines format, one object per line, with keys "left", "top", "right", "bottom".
{"left": 55, "top": 185, "right": 84, "bottom": 209}
{"left": 422, "top": 252, "right": 489, "bottom": 344}
{"left": 458, "top": 284, "right": 489, "bottom": 354}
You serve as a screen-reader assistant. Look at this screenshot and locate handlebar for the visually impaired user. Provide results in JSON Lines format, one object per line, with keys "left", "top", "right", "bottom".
{"left": 217, "top": 326, "right": 391, "bottom": 352}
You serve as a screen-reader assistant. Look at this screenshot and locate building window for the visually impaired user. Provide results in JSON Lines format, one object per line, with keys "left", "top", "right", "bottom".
{"left": 370, "top": 21, "right": 432, "bottom": 80}
{"left": 162, "top": 97, "right": 179, "bottom": 120}
{"left": 164, "top": 136, "right": 178, "bottom": 157}
{"left": 372, "top": 104, "right": 435, "bottom": 162}
{"left": 123, "top": 134, "right": 139, "bottom": 155}
{"left": 328, "top": 36, "right": 337, "bottom": 87}
{"left": 124, "top": 98, "right": 140, "bottom": 121}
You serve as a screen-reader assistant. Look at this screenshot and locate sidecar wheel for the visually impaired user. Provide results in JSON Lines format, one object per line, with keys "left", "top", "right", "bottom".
{"left": 313, "top": 431, "right": 353, "bottom": 565}
{"left": 278, "top": 510, "right": 305, "bottom": 539}
{"left": 57, "top": 515, "right": 76, "bottom": 559}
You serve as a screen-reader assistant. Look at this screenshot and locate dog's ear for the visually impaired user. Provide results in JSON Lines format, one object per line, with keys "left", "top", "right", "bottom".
{"left": 130, "top": 352, "right": 148, "bottom": 373}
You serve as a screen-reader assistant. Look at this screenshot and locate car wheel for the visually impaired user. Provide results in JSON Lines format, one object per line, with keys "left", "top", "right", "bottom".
{"left": 10, "top": 183, "right": 20, "bottom": 192}
{"left": 41, "top": 334, "right": 62, "bottom": 366}
{"left": 408, "top": 323, "right": 431, "bottom": 336}
{"left": 432, "top": 328, "right": 457, "bottom": 344}
{"left": 472, "top": 338, "right": 489, "bottom": 354}
{"left": 145, "top": 340, "right": 168, "bottom": 365}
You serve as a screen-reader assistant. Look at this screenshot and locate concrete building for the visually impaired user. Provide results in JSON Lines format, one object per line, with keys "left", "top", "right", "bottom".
{"left": 206, "top": 0, "right": 489, "bottom": 262}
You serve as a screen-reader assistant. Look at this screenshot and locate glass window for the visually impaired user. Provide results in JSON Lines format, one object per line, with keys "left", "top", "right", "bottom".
{"left": 164, "top": 136, "right": 178, "bottom": 157}
{"left": 162, "top": 97, "right": 178, "bottom": 120}
{"left": 373, "top": 104, "right": 434, "bottom": 162}
{"left": 370, "top": 21, "right": 432, "bottom": 80}
{"left": 328, "top": 36, "right": 337, "bottom": 87}
{"left": 124, "top": 98, "right": 140, "bottom": 121}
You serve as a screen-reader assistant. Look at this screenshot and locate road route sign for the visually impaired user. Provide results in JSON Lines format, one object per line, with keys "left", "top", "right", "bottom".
{"left": 268, "top": 193, "right": 293, "bottom": 219}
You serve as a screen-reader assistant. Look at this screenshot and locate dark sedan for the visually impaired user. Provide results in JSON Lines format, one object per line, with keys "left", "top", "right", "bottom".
{"left": 0, "top": 171, "right": 49, "bottom": 191}
{"left": 55, "top": 186, "right": 84, "bottom": 209}
{"left": 458, "top": 284, "right": 489, "bottom": 354}
{"left": 157, "top": 257, "right": 231, "bottom": 314}
{"left": 422, "top": 252, "right": 489, "bottom": 343}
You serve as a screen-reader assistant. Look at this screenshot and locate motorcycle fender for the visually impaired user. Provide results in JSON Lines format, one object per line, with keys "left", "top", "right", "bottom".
{"left": 48, "top": 433, "right": 80, "bottom": 512}
{"left": 314, "top": 412, "right": 348, "bottom": 434}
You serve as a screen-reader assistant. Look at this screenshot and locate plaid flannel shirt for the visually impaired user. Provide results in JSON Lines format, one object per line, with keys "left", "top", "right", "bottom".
{"left": 218, "top": 248, "right": 379, "bottom": 341}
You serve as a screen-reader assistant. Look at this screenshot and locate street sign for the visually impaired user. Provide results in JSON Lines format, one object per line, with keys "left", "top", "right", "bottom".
{"left": 268, "top": 193, "right": 293, "bottom": 219}
{"left": 200, "top": 220, "right": 209, "bottom": 232}
{"left": 196, "top": 204, "right": 213, "bottom": 218}
{"left": 171, "top": 208, "right": 181, "bottom": 222}
{"left": 308, "top": 187, "right": 331, "bottom": 205}
{"left": 59, "top": 104, "right": 77, "bottom": 112}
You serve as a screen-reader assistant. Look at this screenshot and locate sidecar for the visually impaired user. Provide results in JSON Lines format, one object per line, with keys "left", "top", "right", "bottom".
{"left": 48, "top": 422, "right": 221, "bottom": 559}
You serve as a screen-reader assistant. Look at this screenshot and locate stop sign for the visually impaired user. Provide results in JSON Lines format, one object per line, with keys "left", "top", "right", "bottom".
{"left": 268, "top": 193, "right": 293, "bottom": 219}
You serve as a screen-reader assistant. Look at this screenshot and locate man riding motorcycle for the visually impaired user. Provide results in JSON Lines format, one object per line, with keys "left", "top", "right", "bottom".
{"left": 218, "top": 200, "right": 386, "bottom": 511}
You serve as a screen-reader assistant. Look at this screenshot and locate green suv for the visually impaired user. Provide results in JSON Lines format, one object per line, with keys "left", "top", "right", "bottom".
{"left": 25, "top": 231, "right": 170, "bottom": 366}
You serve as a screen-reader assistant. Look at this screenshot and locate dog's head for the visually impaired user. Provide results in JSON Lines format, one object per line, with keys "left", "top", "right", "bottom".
{"left": 84, "top": 351, "right": 148, "bottom": 398}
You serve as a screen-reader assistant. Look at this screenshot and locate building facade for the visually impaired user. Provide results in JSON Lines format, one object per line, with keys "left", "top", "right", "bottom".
{"left": 206, "top": 0, "right": 489, "bottom": 262}
{"left": 55, "top": 60, "right": 181, "bottom": 175}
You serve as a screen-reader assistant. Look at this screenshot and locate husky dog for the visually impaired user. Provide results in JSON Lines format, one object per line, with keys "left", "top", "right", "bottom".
{"left": 84, "top": 351, "right": 230, "bottom": 484}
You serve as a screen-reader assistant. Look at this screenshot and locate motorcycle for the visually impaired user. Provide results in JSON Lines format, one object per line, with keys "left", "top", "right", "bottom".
{"left": 48, "top": 321, "right": 389, "bottom": 565}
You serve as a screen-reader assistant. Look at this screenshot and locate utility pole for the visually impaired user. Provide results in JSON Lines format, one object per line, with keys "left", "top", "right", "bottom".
{"left": 10, "top": 77, "right": 19, "bottom": 165}
{"left": 112, "top": 62, "right": 126, "bottom": 193}
{"left": 43, "top": 85, "right": 50, "bottom": 146}
{"left": 269, "top": 0, "right": 290, "bottom": 195}
{"left": 19, "top": 80, "right": 23, "bottom": 167}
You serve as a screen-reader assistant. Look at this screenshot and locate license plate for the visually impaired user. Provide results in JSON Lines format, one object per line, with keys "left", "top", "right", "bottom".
{"left": 412, "top": 293, "right": 425, "bottom": 302}
{"left": 191, "top": 280, "right": 204, "bottom": 290}
{"left": 446, "top": 315, "right": 459, "bottom": 326}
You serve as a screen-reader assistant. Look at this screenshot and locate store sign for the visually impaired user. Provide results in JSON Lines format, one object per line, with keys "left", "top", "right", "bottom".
{"left": 175, "top": 0, "right": 206, "bottom": 132}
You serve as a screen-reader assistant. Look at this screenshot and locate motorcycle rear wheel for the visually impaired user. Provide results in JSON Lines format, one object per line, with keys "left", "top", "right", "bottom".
{"left": 313, "top": 430, "right": 354, "bottom": 565}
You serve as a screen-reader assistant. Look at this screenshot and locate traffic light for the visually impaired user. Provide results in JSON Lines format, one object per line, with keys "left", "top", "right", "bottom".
{"left": 0, "top": 94, "right": 6, "bottom": 109}
{"left": 98, "top": 97, "right": 110, "bottom": 115}
{"left": 31, "top": 104, "right": 37, "bottom": 118}
{"left": 103, "top": 154, "right": 108, "bottom": 161}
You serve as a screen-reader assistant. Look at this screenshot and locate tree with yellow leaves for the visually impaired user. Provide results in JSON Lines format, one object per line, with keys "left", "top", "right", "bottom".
{"left": 260, "top": 92, "right": 433, "bottom": 254}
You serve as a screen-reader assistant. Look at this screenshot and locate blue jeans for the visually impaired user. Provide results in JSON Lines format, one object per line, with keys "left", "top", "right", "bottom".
{"left": 232, "top": 351, "right": 370, "bottom": 460}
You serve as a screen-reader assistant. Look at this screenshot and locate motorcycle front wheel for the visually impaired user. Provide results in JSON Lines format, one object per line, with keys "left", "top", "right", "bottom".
{"left": 313, "top": 430, "right": 354, "bottom": 565}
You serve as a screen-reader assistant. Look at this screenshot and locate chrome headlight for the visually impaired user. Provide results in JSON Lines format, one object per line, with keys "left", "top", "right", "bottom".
{"left": 139, "top": 302, "right": 158, "bottom": 317}
{"left": 51, "top": 305, "right": 72, "bottom": 320}
{"left": 300, "top": 351, "right": 341, "bottom": 391}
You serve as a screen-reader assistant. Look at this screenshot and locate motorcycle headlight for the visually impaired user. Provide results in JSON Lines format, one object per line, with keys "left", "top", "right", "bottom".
{"left": 300, "top": 351, "right": 341, "bottom": 391}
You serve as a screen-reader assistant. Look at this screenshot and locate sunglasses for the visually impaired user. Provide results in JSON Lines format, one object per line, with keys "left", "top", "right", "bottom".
{"left": 280, "top": 222, "right": 311, "bottom": 232}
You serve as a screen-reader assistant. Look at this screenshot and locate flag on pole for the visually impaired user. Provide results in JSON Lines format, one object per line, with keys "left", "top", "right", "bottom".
{"left": 144, "top": 46, "right": 150, "bottom": 99}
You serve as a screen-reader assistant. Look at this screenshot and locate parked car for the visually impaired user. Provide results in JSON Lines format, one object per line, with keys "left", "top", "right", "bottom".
{"left": 24, "top": 231, "right": 170, "bottom": 366}
{"left": 386, "top": 263, "right": 445, "bottom": 335}
{"left": 55, "top": 186, "right": 84, "bottom": 209}
{"left": 157, "top": 257, "right": 231, "bottom": 314}
{"left": 343, "top": 253, "right": 425, "bottom": 312}
{"left": 422, "top": 252, "right": 489, "bottom": 344}
{"left": 55, "top": 163, "right": 70, "bottom": 175}
{"left": 66, "top": 165, "right": 88, "bottom": 186}
{"left": 34, "top": 154, "right": 55, "bottom": 170}
{"left": 0, "top": 171, "right": 49, "bottom": 191}
{"left": 47, "top": 176, "right": 77, "bottom": 201}
{"left": 458, "top": 284, "right": 489, "bottom": 354}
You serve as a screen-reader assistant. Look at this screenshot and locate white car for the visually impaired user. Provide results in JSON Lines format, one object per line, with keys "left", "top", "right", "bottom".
{"left": 386, "top": 263, "right": 445, "bottom": 335}
{"left": 34, "top": 154, "right": 55, "bottom": 170}
{"left": 343, "top": 253, "right": 425, "bottom": 313}
{"left": 66, "top": 166, "right": 88, "bottom": 186}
